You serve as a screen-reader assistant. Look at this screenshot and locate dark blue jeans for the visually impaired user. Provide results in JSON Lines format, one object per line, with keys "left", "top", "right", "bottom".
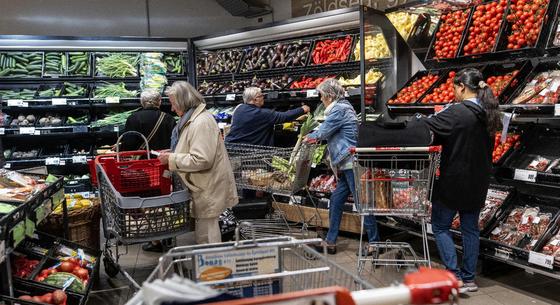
{"left": 326, "top": 169, "right": 379, "bottom": 244}
{"left": 431, "top": 201, "right": 480, "bottom": 282}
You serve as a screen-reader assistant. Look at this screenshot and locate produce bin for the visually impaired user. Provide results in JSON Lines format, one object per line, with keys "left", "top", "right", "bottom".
{"left": 207, "top": 48, "right": 244, "bottom": 75}
{"left": 0, "top": 52, "right": 44, "bottom": 79}
{"left": 238, "top": 39, "right": 312, "bottom": 73}
{"left": 1, "top": 279, "right": 84, "bottom": 305}
{"left": 309, "top": 33, "right": 354, "bottom": 66}
{"left": 94, "top": 52, "right": 140, "bottom": 78}
{"left": 546, "top": 0, "right": 560, "bottom": 55}
{"left": 481, "top": 60, "right": 533, "bottom": 104}
{"left": 424, "top": 7, "right": 473, "bottom": 62}
{"left": 386, "top": 69, "right": 447, "bottom": 106}
{"left": 66, "top": 52, "right": 92, "bottom": 77}
{"left": 162, "top": 52, "right": 186, "bottom": 76}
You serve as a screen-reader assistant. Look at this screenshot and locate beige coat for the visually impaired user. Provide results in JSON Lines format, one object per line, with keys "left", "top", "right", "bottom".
{"left": 169, "top": 104, "right": 238, "bottom": 218}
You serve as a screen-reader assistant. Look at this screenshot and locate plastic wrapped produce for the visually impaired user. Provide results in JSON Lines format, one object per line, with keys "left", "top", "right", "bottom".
{"left": 541, "top": 232, "right": 560, "bottom": 260}
{"left": 453, "top": 188, "right": 510, "bottom": 230}
{"left": 527, "top": 156, "right": 551, "bottom": 172}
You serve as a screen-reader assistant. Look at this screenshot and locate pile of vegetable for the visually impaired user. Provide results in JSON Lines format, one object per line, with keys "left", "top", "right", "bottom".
{"left": 210, "top": 49, "right": 243, "bottom": 74}
{"left": 250, "top": 75, "right": 292, "bottom": 91}
{"left": 387, "top": 74, "right": 439, "bottom": 104}
{"left": 35, "top": 258, "right": 89, "bottom": 293}
{"left": 0, "top": 52, "right": 43, "bottom": 77}
{"left": 486, "top": 69, "right": 519, "bottom": 97}
{"left": 240, "top": 40, "right": 311, "bottom": 72}
{"left": 67, "top": 52, "right": 90, "bottom": 76}
{"left": 38, "top": 114, "right": 64, "bottom": 127}
{"left": 463, "top": 1, "right": 506, "bottom": 55}
{"left": 12, "top": 254, "right": 40, "bottom": 278}
{"left": 54, "top": 194, "right": 93, "bottom": 214}
{"left": 63, "top": 82, "right": 87, "bottom": 97}
{"left": 387, "top": 12, "right": 419, "bottom": 41}
{"left": 431, "top": 9, "right": 469, "bottom": 59}
{"left": 93, "top": 82, "right": 138, "bottom": 99}
{"left": 421, "top": 71, "right": 457, "bottom": 104}
{"left": 67, "top": 115, "right": 88, "bottom": 125}
{"left": 44, "top": 52, "right": 66, "bottom": 76}
{"left": 18, "top": 290, "right": 68, "bottom": 305}
{"left": 197, "top": 80, "right": 250, "bottom": 95}
{"left": 290, "top": 75, "right": 334, "bottom": 89}
{"left": 353, "top": 34, "right": 391, "bottom": 60}
{"left": 163, "top": 53, "right": 184, "bottom": 74}
{"left": 493, "top": 132, "right": 520, "bottom": 163}
{"left": 96, "top": 53, "right": 139, "bottom": 77}
{"left": 338, "top": 69, "right": 384, "bottom": 86}
{"left": 38, "top": 86, "right": 62, "bottom": 98}
{"left": 91, "top": 108, "right": 137, "bottom": 127}
{"left": 505, "top": 0, "right": 549, "bottom": 49}
{"left": 311, "top": 36, "right": 352, "bottom": 65}
{"left": 10, "top": 114, "right": 36, "bottom": 127}
{"left": 196, "top": 52, "right": 215, "bottom": 76}
{"left": 140, "top": 53, "right": 168, "bottom": 92}
{"left": 0, "top": 88, "right": 37, "bottom": 100}
{"left": 11, "top": 149, "right": 39, "bottom": 159}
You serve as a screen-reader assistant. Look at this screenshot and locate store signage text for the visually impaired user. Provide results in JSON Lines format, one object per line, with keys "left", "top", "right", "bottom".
{"left": 292, "top": 0, "right": 410, "bottom": 17}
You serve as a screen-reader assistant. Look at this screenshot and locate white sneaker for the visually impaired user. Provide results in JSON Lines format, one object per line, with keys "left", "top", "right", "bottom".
{"left": 459, "top": 281, "right": 478, "bottom": 293}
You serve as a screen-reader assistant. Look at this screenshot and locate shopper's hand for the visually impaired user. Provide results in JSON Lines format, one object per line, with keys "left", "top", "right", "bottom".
{"left": 301, "top": 105, "right": 311, "bottom": 113}
{"left": 158, "top": 152, "right": 170, "bottom": 165}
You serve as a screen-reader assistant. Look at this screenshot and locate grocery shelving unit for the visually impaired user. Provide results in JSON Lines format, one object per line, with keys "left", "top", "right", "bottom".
{"left": 0, "top": 36, "right": 190, "bottom": 181}
{"left": 379, "top": 0, "right": 560, "bottom": 280}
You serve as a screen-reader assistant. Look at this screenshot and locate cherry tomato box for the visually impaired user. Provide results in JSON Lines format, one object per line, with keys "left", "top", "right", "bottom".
{"left": 386, "top": 69, "right": 447, "bottom": 106}
{"left": 481, "top": 60, "right": 534, "bottom": 104}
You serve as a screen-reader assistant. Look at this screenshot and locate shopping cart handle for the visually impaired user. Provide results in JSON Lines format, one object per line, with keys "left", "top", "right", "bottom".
{"left": 404, "top": 267, "right": 459, "bottom": 304}
{"left": 351, "top": 146, "right": 442, "bottom": 153}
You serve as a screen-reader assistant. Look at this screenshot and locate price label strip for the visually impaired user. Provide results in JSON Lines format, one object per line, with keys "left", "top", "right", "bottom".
{"left": 105, "top": 96, "right": 120, "bottom": 104}
{"left": 528, "top": 251, "right": 554, "bottom": 270}
{"left": 52, "top": 98, "right": 67, "bottom": 105}
{"left": 226, "top": 94, "right": 236, "bottom": 101}
{"left": 45, "top": 157, "right": 61, "bottom": 166}
{"left": 19, "top": 127, "right": 36, "bottom": 135}
{"left": 72, "top": 156, "right": 88, "bottom": 164}
{"left": 514, "top": 169, "right": 537, "bottom": 183}
{"left": 306, "top": 89, "right": 319, "bottom": 98}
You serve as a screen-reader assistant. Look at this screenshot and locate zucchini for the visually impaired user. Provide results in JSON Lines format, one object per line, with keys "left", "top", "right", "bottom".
{"left": 42, "top": 272, "right": 86, "bottom": 293}
{"left": 0, "top": 69, "right": 11, "bottom": 76}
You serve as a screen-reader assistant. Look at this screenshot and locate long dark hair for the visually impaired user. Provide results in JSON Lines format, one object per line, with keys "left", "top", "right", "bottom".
{"left": 453, "top": 68, "right": 501, "bottom": 134}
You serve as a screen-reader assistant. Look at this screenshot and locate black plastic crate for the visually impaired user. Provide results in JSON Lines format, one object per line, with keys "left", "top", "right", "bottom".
{"left": 11, "top": 251, "right": 44, "bottom": 281}
{"left": 207, "top": 48, "right": 245, "bottom": 75}
{"left": 8, "top": 146, "right": 41, "bottom": 160}
{"left": 39, "top": 144, "right": 68, "bottom": 158}
{"left": 386, "top": 69, "right": 446, "bottom": 106}
{"left": 0, "top": 84, "right": 40, "bottom": 101}
{"left": 456, "top": 0, "right": 510, "bottom": 59}
{"left": 28, "top": 257, "right": 93, "bottom": 295}
{"left": 308, "top": 33, "right": 355, "bottom": 66}
{"left": 424, "top": 7, "right": 473, "bottom": 62}
{"left": 504, "top": 60, "right": 560, "bottom": 109}
{"left": 482, "top": 193, "right": 560, "bottom": 258}
{"left": 238, "top": 39, "right": 313, "bottom": 73}
{"left": 60, "top": 82, "right": 90, "bottom": 99}
{"left": 0, "top": 52, "right": 44, "bottom": 79}
{"left": 196, "top": 50, "right": 216, "bottom": 77}
{"left": 42, "top": 51, "right": 67, "bottom": 77}
{"left": 36, "top": 83, "right": 64, "bottom": 99}
{"left": 162, "top": 52, "right": 186, "bottom": 76}
{"left": 495, "top": 0, "right": 557, "bottom": 56}
{"left": 415, "top": 69, "right": 460, "bottom": 105}
{"left": 482, "top": 60, "right": 534, "bottom": 104}
{"left": 2, "top": 279, "right": 85, "bottom": 305}
{"left": 533, "top": 220, "right": 560, "bottom": 268}
{"left": 232, "top": 198, "right": 271, "bottom": 220}
{"left": 91, "top": 81, "right": 140, "bottom": 102}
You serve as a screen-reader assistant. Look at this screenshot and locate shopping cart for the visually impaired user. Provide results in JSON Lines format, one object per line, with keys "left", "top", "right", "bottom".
{"left": 93, "top": 132, "right": 190, "bottom": 288}
{"left": 127, "top": 223, "right": 459, "bottom": 305}
{"left": 352, "top": 146, "right": 441, "bottom": 274}
{"left": 225, "top": 142, "right": 321, "bottom": 239}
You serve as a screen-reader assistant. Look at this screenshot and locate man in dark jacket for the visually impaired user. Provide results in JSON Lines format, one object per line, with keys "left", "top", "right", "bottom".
{"left": 225, "top": 87, "right": 310, "bottom": 146}
{"left": 121, "top": 90, "right": 176, "bottom": 151}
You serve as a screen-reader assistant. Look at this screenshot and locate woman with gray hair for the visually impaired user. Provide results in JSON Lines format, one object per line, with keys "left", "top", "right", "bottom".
{"left": 225, "top": 87, "right": 310, "bottom": 146}
{"left": 304, "top": 78, "right": 379, "bottom": 255}
{"left": 120, "top": 89, "right": 176, "bottom": 152}
{"left": 158, "top": 81, "right": 238, "bottom": 244}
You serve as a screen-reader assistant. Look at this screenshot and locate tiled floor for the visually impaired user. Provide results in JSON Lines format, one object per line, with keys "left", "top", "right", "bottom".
{"left": 88, "top": 232, "right": 560, "bottom": 305}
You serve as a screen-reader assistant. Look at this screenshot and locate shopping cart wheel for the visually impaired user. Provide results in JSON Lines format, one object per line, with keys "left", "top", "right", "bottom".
{"left": 103, "top": 256, "right": 120, "bottom": 278}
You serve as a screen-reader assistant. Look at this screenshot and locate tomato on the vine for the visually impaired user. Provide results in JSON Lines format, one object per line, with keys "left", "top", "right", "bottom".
{"left": 421, "top": 71, "right": 457, "bottom": 104}
{"left": 432, "top": 9, "right": 470, "bottom": 59}
{"left": 463, "top": 1, "right": 507, "bottom": 55}
{"left": 505, "top": 0, "right": 549, "bottom": 49}
{"left": 388, "top": 74, "right": 439, "bottom": 104}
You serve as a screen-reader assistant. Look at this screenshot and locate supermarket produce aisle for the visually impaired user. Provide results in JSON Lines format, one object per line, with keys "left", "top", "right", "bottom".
{"left": 89, "top": 232, "right": 560, "bottom": 305}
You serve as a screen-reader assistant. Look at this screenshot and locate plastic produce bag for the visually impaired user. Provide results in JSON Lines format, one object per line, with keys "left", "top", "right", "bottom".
{"left": 527, "top": 156, "right": 551, "bottom": 172}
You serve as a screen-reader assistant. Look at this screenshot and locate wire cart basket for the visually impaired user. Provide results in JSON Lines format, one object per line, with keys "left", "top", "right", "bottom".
{"left": 225, "top": 142, "right": 321, "bottom": 239}
{"left": 127, "top": 223, "right": 459, "bottom": 305}
{"left": 94, "top": 132, "right": 190, "bottom": 288}
{"left": 352, "top": 146, "right": 441, "bottom": 274}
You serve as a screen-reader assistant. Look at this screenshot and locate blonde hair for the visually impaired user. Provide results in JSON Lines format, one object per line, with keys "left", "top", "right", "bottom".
{"left": 140, "top": 89, "right": 161, "bottom": 108}
{"left": 165, "top": 81, "right": 204, "bottom": 112}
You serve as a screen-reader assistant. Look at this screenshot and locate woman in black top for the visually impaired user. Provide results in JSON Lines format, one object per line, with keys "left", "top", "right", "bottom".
{"left": 120, "top": 90, "right": 176, "bottom": 151}
{"left": 420, "top": 68, "right": 501, "bottom": 293}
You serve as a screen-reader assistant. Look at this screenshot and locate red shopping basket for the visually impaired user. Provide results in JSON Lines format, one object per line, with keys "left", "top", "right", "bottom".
{"left": 88, "top": 132, "right": 171, "bottom": 196}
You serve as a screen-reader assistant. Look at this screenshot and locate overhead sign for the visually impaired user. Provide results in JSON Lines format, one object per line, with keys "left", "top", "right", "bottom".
{"left": 291, "top": 0, "right": 410, "bottom": 17}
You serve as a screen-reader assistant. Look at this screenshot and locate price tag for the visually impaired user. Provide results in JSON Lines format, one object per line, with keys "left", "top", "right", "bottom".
{"left": 217, "top": 122, "right": 227, "bottom": 129}
{"left": 550, "top": 80, "right": 560, "bottom": 93}
{"left": 11, "top": 221, "right": 25, "bottom": 248}
{"left": 35, "top": 205, "right": 46, "bottom": 223}
{"left": 0, "top": 128, "right": 4, "bottom": 135}
{"left": 514, "top": 169, "right": 537, "bottom": 182}
{"left": 19, "top": 127, "right": 36, "bottom": 135}
{"left": 105, "top": 96, "right": 120, "bottom": 104}
{"left": 113, "top": 126, "right": 120, "bottom": 132}
{"left": 60, "top": 160, "right": 66, "bottom": 166}
{"left": 226, "top": 94, "right": 236, "bottom": 101}
{"left": 7, "top": 99, "right": 23, "bottom": 107}
{"left": 34, "top": 130, "right": 41, "bottom": 135}
{"left": 52, "top": 98, "right": 67, "bottom": 105}
{"left": 528, "top": 251, "right": 554, "bottom": 269}
{"left": 72, "top": 126, "right": 88, "bottom": 133}
{"left": 72, "top": 156, "right": 87, "bottom": 164}
{"left": 0, "top": 241, "right": 5, "bottom": 264}
{"left": 4, "top": 163, "right": 10, "bottom": 169}
{"left": 45, "top": 157, "right": 61, "bottom": 165}
{"left": 25, "top": 218, "right": 36, "bottom": 237}
{"left": 554, "top": 104, "right": 560, "bottom": 117}
{"left": 306, "top": 89, "right": 319, "bottom": 98}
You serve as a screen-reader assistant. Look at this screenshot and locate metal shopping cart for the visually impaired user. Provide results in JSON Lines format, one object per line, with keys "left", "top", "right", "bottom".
{"left": 225, "top": 142, "right": 321, "bottom": 239}
{"left": 352, "top": 146, "right": 441, "bottom": 274}
{"left": 92, "top": 132, "right": 190, "bottom": 287}
{"left": 127, "top": 223, "right": 459, "bottom": 305}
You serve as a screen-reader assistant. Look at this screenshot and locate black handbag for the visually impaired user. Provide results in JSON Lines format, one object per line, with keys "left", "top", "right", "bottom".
{"left": 357, "top": 114, "right": 432, "bottom": 148}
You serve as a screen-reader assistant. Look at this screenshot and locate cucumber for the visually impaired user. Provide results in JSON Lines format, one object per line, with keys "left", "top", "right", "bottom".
{"left": 43, "top": 272, "right": 86, "bottom": 293}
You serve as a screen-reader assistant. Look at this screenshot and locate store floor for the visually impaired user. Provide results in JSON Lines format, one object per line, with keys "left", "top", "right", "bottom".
{"left": 87, "top": 232, "right": 560, "bottom": 305}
